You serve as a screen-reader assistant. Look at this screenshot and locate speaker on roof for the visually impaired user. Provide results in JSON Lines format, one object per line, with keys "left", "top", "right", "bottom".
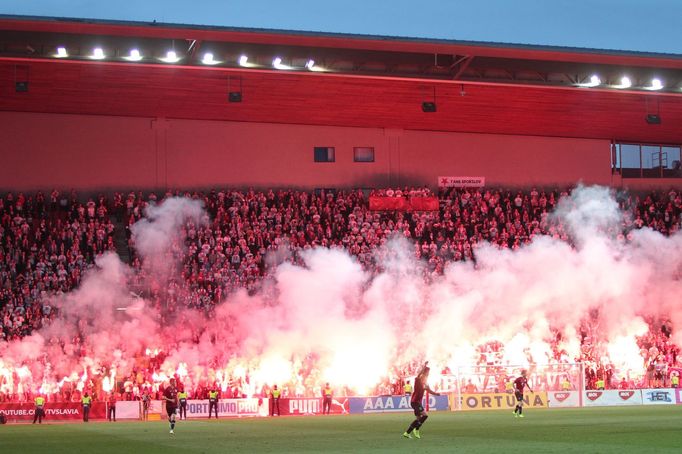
{"left": 646, "top": 114, "right": 661, "bottom": 125}
{"left": 422, "top": 101, "right": 437, "bottom": 113}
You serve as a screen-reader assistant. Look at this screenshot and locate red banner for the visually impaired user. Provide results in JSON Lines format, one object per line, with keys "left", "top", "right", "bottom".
{"left": 409, "top": 197, "right": 439, "bottom": 211}
{"left": 0, "top": 402, "right": 106, "bottom": 422}
{"left": 276, "top": 398, "right": 349, "bottom": 416}
{"left": 369, "top": 196, "right": 438, "bottom": 212}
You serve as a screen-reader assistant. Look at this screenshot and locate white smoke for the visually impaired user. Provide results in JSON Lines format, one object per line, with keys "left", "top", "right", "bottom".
{"left": 1, "top": 186, "right": 681, "bottom": 396}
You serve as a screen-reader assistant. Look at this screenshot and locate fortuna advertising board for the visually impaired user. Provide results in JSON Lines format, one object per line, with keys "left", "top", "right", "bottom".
{"left": 583, "top": 390, "right": 642, "bottom": 407}
{"left": 457, "top": 392, "right": 548, "bottom": 411}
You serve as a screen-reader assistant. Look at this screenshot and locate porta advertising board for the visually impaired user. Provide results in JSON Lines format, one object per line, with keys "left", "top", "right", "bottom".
{"left": 641, "top": 389, "right": 676, "bottom": 405}
{"left": 457, "top": 392, "right": 548, "bottom": 411}
{"left": 583, "top": 390, "right": 642, "bottom": 407}
{"left": 0, "top": 402, "right": 106, "bottom": 422}
{"left": 279, "top": 398, "right": 349, "bottom": 416}
{"left": 676, "top": 389, "right": 682, "bottom": 404}
{"left": 547, "top": 391, "right": 580, "bottom": 408}
{"left": 349, "top": 395, "right": 449, "bottom": 414}
{"left": 184, "top": 399, "right": 265, "bottom": 418}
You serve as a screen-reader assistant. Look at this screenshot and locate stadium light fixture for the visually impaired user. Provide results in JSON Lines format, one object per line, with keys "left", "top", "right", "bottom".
{"left": 201, "top": 52, "right": 219, "bottom": 65}
{"left": 90, "top": 48, "right": 105, "bottom": 60}
{"left": 239, "top": 55, "right": 249, "bottom": 66}
{"left": 577, "top": 74, "right": 601, "bottom": 88}
{"left": 304, "top": 59, "right": 325, "bottom": 72}
{"left": 159, "top": 50, "right": 181, "bottom": 63}
{"left": 123, "top": 49, "right": 143, "bottom": 62}
{"left": 273, "top": 57, "right": 291, "bottom": 70}
{"left": 645, "top": 78, "right": 664, "bottom": 90}
{"left": 55, "top": 47, "right": 68, "bottom": 58}
{"left": 614, "top": 76, "right": 631, "bottom": 89}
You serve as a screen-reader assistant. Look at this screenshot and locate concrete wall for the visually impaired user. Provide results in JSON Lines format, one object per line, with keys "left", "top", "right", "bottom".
{"left": 0, "top": 111, "right": 617, "bottom": 190}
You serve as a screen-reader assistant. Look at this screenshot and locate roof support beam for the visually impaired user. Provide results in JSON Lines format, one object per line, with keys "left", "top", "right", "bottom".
{"left": 451, "top": 55, "right": 474, "bottom": 80}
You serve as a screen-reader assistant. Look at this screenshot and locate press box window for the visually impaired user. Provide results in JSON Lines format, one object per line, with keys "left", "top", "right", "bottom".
{"left": 314, "top": 147, "right": 335, "bottom": 162}
{"left": 354, "top": 147, "right": 375, "bottom": 162}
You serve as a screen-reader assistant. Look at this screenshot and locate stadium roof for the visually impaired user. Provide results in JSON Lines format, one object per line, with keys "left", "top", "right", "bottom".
{"left": 1, "top": 15, "right": 681, "bottom": 143}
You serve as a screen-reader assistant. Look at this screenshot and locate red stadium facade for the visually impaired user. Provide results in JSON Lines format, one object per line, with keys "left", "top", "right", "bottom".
{"left": 0, "top": 14, "right": 680, "bottom": 190}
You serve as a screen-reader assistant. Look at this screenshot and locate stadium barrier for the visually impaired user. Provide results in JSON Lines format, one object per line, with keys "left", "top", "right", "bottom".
{"left": 0, "top": 402, "right": 106, "bottom": 423}
{"left": 184, "top": 399, "right": 267, "bottom": 417}
{"left": 547, "top": 391, "right": 581, "bottom": 408}
{"left": 641, "top": 389, "right": 676, "bottom": 405}
{"left": 113, "top": 401, "right": 142, "bottom": 419}
{"left": 676, "top": 389, "right": 682, "bottom": 404}
{"left": 583, "top": 390, "right": 642, "bottom": 407}
{"left": 348, "top": 395, "right": 449, "bottom": 414}
{"left": 279, "top": 397, "right": 349, "bottom": 415}
{"left": 455, "top": 392, "right": 548, "bottom": 411}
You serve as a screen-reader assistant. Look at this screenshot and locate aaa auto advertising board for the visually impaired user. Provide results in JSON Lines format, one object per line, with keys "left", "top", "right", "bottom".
{"left": 349, "top": 395, "right": 449, "bottom": 414}
{"left": 583, "top": 390, "right": 642, "bottom": 407}
{"left": 0, "top": 402, "right": 106, "bottom": 422}
{"left": 547, "top": 391, "right": 580, "bottom": 408}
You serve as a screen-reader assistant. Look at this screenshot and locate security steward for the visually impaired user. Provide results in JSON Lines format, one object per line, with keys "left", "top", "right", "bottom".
{"left": 322, "top": 383, "right": 333, "bottom": 415}
{"left": 404, "top": 380, "right": 413, "bottom": 396}
{"left": 208, "top": 387, "right": 219, "bottom": 419}
{"left": 33, "top": 395, "right": 46, "bottom": 424}
{"left": 270, "top": 385, "right": 281, "bottom": 416}
{"left": 178, "top": 388, "right": 188, "bottom": 420}
{"left": 82, "top": 392, "right": 92, "bottom": 422}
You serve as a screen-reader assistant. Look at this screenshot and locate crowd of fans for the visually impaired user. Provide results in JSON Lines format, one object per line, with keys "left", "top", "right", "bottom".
{"left": 1, "top": 186, "right": 682, "bottom": 401}
{"left": 0, "top": 190, "right": 116, "bottom": 341}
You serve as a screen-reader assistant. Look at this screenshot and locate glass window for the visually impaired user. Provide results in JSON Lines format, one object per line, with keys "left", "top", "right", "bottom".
{"left": 663, "top": 146, "right": 682, "bottom": 177}
{"left": 314, "top": 147, "right": 335, "bottom": 163}
{"left": 353, "top": 147, "right": 375, "bottom": 162}
{"left": 663, "top": 146, "right": 681, "bottom": 169}
{"left": 620, "top": 144, "right": 641, "bottom": 178}
{"left": 641, "top": 145, "right": 661, "bottom": 178}
{"left": 616, "top": 142, "right": 682, "bottom": 178}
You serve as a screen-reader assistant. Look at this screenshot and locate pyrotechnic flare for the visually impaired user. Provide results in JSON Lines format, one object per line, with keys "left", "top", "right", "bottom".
{"left": 0, "top": 187, "right": 680, "bottom": 400}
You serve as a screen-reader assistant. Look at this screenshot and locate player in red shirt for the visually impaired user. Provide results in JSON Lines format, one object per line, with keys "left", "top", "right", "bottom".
{"left": 402, "top": 362, "right": 441, "bottom": 439}
{"left": 513, "top": 369, "right": 533, "bottom": 418}
{"left": 164, "top": 378, "right": 179, "bottom": 434}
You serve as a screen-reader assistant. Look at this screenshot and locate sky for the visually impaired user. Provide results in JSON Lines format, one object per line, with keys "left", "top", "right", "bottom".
{"left": 1, "top": 0, "right": 681, "bottom": 55}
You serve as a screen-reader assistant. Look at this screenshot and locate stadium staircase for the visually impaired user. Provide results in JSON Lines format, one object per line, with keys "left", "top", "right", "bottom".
{"left": 110, "top": 215, "right": 131, "bottom": 264}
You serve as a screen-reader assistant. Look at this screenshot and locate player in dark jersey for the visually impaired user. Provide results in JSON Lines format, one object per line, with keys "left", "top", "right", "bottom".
{"left": 402, "top": 362, "right": 441, "bottom": 439}
{"left": 164, "top": 378, "right": 179, "bottom": 434}
{"left": 513, "top": 369, "right": 534, "bottom": 418}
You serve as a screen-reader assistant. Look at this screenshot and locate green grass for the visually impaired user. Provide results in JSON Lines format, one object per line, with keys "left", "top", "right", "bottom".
{"left": 2, "top": 407, "right": 681, "bottom": 453}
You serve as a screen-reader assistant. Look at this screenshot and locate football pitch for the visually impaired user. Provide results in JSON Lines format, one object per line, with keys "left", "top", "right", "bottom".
{"left": 2, "top": 406, "right": 681, "bottom": 453}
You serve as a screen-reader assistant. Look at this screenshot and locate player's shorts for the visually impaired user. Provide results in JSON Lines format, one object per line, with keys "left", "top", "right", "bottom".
{"left": 166, "top": 405, "right": 178, "bottom": 418}
{"left": 411, "top": 401, "right": 424, "bottom": 416}
{"left": 514, "top": 391, "right": 523, "bottom": 402}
